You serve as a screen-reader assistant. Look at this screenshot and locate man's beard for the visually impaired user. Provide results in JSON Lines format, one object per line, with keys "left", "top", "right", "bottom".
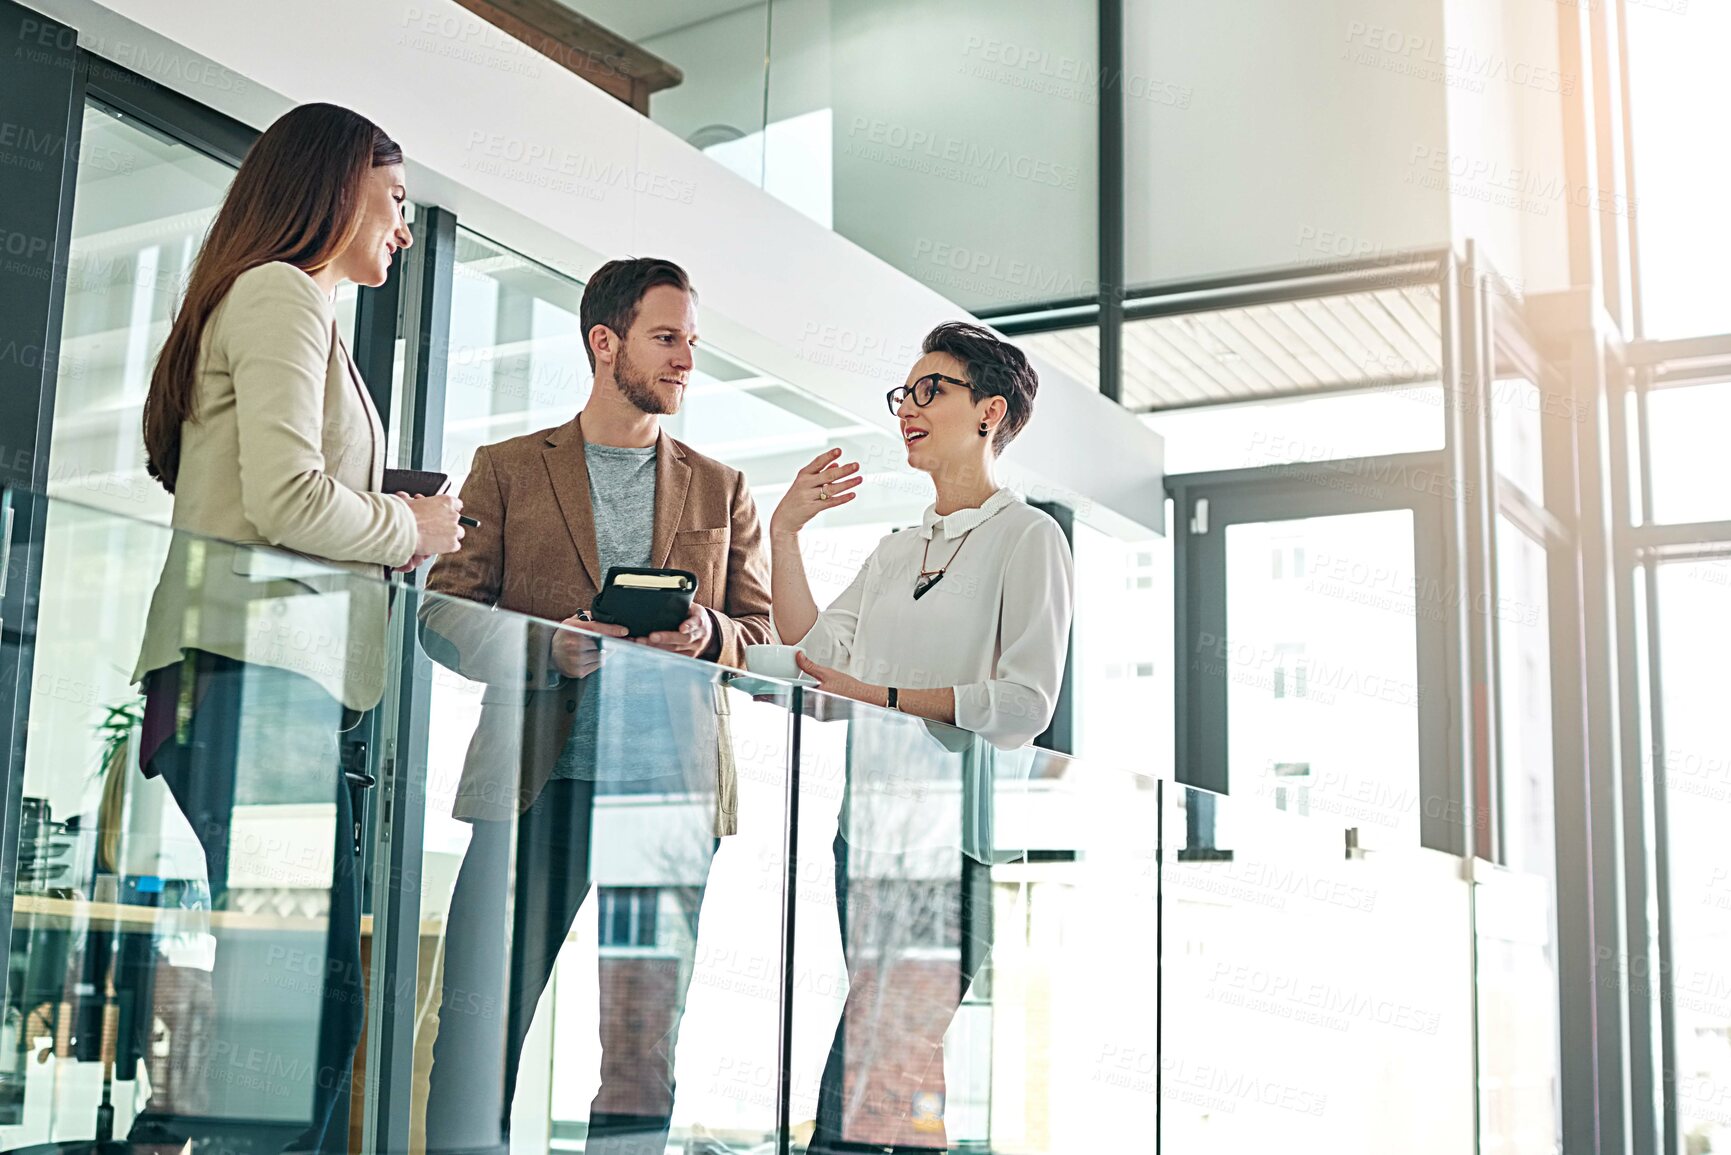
{"left": 615, "top": 346, "right": 676, "bottom": 415}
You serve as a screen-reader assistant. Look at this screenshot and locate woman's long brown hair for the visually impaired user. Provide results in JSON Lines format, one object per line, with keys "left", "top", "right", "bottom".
{"left": 143, "top": 103, "right": 402, "bottom": 492}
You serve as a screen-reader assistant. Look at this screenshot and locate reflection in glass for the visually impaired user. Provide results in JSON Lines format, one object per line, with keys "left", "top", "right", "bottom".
{"left": 791, "top": 703, "right": 1157, "bottom": 1153}
{"left": 1224, "top": 511, "right": 1422, "bottom": 843}
{"left": 7, "top": 495, "right": 386, "bottom": 1152}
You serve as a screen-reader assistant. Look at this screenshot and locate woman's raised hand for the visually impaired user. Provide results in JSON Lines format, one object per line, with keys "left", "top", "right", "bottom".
{"left": 770, "top": 447, "right": 861, "bottom": 538}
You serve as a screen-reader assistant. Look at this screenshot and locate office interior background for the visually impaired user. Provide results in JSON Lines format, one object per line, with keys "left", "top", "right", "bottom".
{"left": 0, "top": 0, "right": 1726, "bottom": 1151}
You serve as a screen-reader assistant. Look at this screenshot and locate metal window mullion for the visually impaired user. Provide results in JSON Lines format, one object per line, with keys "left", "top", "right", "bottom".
{"left": 1097, "top": 0, "right": 1123, "bottom": 404}
{"left": 0, "top": 0, "right": 85, "bottom": 985}
{"left": 1634, "top": 363, "right": 1679, "bottom": 1155}
{"left": 1428, "top": 252, "right": 1473, "bottom": 858}
{"left": 1461, "top": 244, "right": 1500, "bottom": 865}
{"left": 363, "top": 204, "right": 456, "bottom": 1155}
{"left": 1610, "top": 347, "right": 1663, "bottom": 1155}
{"left": 775, "top": 688, "right": 805, "bottom": 1155}
{"left": 1030, "top": 501, "right": 1075, "bottom": 755}
{"left": 1569, "top": 323, "right": 1633, "bottom": 1155}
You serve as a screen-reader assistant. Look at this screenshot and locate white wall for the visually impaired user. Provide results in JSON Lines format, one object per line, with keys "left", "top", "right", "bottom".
{"left": 1123, "top": 0, "right": 1571, "bottom": 296}
{"left": 1440, "top": 0, "right": 1571, "bottom": 295}
{"left": 1124, "top": 0, "right": 1451, "bottom": 284}
{"left": 828, "top": 0, "right": 1098, "bottom": 314}
{"left": 34, "top": 0, "right": 1164, "bottom": 534}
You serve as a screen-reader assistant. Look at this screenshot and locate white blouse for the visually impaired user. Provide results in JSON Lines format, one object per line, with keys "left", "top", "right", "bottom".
{"left": 800, "top": 488, "right": 1075, "bottom": 749}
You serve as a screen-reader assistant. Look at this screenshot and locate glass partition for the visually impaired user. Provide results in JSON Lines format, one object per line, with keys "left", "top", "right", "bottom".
{"left": 1, "top": 488, "right": 804, "bottom": 1155}
{"left": 741, "top": 674, "right": 1158, "bottom": 1153}
{"left": 2, "top": 490, "right": 404, "bottom": 1153}
{"left": 412, "top": 579, "right": 787, "bottom": 1155}
{"left": 2, "top": 484, "right": 1532, "bottom": 1155}
{"left": 560, "top": 0, "right": 1100, "bottom": 304}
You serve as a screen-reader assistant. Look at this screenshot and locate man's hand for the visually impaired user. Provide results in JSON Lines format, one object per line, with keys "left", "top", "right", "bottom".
{"left": 643, "top": 605, "right": 713, "bottom": 658}
{"left": 552, "top": 616, "right": 628, "bottom": 678}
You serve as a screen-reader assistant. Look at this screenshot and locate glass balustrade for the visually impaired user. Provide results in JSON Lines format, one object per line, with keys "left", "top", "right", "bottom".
{"left": 0, "top": 484, "right": 1542, "bottom": 1154}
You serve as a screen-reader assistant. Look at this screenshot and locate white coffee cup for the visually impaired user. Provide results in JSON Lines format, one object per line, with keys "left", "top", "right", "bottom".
{"left": 745, "top": 644, "right": 805, "bottom": 679}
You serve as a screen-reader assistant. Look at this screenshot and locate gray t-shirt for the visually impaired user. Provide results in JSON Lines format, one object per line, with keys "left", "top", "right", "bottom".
{"left": 553, "top": 442, "right": 678, "bottom": 780}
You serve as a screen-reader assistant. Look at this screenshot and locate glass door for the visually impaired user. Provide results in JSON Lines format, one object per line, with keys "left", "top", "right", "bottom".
{"left": 1173, "top": 471, "right": 1451, "bottom": 849}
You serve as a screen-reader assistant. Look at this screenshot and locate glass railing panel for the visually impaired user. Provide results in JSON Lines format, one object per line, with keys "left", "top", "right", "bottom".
{"left": 0, "top": 488, "right": 802, "bottom": 1155}
{"left": 779, "top": 676, "right": 1159, "bottom": 1153}
{"left": 1471, "top": 861, "right": 1560, "bottom": 1153}
{"left": 1, "top": 490, "right": 397, "bottom": 1152}
{"left": 410, "top": 585, "right": 793, "bottom": 1155}
{"left": 1161, "top": 783, "right": 1476, "bottom": 1151}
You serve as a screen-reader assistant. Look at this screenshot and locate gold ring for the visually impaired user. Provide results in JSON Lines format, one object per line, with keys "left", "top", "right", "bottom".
{"left": 818, "top": 487, "right": 830, "bottom": 501}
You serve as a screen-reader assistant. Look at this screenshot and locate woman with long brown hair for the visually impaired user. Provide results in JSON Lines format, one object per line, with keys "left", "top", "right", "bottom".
{"left": 129, "top": 102, "right": 461, "bottom": 1154}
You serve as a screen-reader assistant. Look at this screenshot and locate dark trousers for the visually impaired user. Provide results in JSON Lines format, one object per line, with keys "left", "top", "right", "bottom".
{"left": 132, "top": 654, "right": 361, "bottom": 1155}
{"left": 426, "top": 775, "right": 712, "bottom": 1155}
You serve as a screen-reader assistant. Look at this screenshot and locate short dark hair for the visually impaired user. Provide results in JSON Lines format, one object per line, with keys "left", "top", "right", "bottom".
{"left": 580, "top": 257, "right": 694, "bottom": 369}
{"left": 921, "top": 321, "right": 1039, "bottom": 453}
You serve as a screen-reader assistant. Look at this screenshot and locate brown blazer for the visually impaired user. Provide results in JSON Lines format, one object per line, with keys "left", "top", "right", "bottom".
{"left": 419, "top": 416, "right": 773, "bottom": 821}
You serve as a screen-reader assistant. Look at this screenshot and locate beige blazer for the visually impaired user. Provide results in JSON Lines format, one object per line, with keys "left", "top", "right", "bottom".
{"left": 133, "top": 261, "right": 417, "bottom": 710}
{"left": 420, "top": 417, "right": 774, "bottom": 822}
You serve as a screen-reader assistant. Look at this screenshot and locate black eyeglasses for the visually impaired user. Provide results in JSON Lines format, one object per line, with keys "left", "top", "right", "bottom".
{"left": 886, "top": 372, "right": 970, "bottom": 416}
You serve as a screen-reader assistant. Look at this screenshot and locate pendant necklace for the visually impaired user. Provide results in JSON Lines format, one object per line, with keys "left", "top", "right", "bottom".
{"left": 914, "top": 528, "right": 974, "bottom": 600}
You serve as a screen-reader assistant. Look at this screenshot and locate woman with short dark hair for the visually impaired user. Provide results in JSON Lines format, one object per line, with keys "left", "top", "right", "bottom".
{"left": 770, "top": 321, "right": 1073, "bottom": 1151}
{"left": 770, "top": 320, "right": 1069, "bottom": 748}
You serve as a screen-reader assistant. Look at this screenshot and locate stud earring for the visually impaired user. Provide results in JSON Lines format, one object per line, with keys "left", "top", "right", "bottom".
{"left": 978, "top": 421, "right": 990, "bottom": 438}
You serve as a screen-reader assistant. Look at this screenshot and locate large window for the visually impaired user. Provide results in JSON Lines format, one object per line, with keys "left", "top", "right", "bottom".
{"left": 1626, "top": 4, "right": 1731, "bottom": 338}
{"left": 1644, "top": 381, "right": 1731, "bottom": 526}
